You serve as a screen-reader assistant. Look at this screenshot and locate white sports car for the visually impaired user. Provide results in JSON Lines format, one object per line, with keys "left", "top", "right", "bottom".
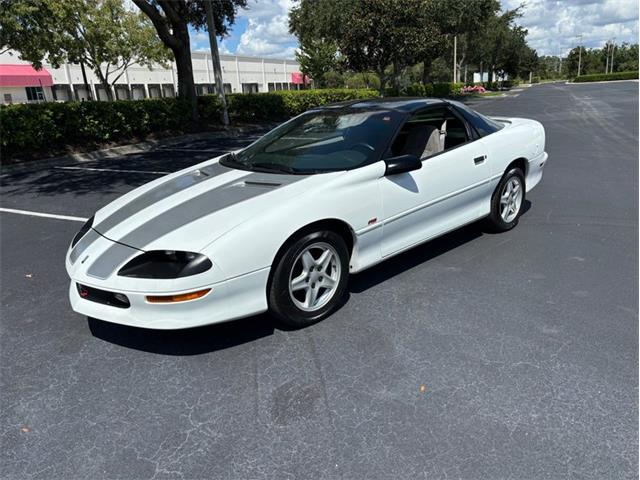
{"left": 66, "top": 98, "right": 547, "bottom": 329}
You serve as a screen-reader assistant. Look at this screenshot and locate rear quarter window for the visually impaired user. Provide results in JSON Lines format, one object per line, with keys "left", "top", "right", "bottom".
{"left": 450, "top": 101, "right": 504, "bottom": 137}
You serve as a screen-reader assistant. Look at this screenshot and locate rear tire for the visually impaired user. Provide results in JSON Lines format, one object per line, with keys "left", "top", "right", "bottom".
{"left": 486, "top": 167, "right": 525, "bottom": 232}
{"left": 269, "top": 230, "right": 349, "bottom": 328}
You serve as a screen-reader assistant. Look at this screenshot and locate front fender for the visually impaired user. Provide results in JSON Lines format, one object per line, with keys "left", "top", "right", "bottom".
{"left": 202, "top": 161, "right": 386, "bottom": 280}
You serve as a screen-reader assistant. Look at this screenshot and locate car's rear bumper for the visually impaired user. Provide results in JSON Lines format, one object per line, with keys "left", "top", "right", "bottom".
{"left": 69, "top": 267, "right": 270, "bottom": 330}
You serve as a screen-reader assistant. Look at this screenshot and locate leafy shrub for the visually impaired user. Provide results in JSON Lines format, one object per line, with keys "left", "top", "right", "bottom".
{"left": 1, "top": 89, "right": 378, "bottom": 159}
{"left": 432, "top": 82, "right": 464, "bottom": 97}
{"left": 386, "top": 82, "right": 462, "bottom": 98}
{"left": 1, "top": 97, "right": 202, "bottom": 160}
{"left": 345, "top": 73, "right": 381, "bottom": 91}
{"left": 227, "top": 88, "right": 379, "bottom": 121}
{"left": 322, "top": 71, "right": 344, "bottom": 88}
{"left": 573, "top": 71, "right": 638, "bottom": 83}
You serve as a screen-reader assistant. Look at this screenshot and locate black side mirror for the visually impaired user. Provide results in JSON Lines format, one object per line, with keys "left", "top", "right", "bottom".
{"left": 384, "top": 154, "right": 422, "bottom": 176}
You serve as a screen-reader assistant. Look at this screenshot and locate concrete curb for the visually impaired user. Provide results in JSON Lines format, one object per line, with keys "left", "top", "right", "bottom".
{"left": 565, "top": 79, "right": 639, "bottom": 85}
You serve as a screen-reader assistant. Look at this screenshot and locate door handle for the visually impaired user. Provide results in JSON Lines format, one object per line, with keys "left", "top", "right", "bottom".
{"left": 473, "top": 155, "right": 486, "bottom": 165}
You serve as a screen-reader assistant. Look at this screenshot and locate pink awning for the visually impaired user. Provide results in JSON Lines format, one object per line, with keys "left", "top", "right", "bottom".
{"left": 0, "top": 64, "right": 54, "bottom": 87}
{"left": 291, "top": 72, "right": 310, "bottom": 85}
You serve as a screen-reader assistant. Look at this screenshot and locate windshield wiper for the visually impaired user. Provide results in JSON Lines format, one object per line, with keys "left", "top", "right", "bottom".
{"left": 220, "top": 152, "right": 251, "bottom": 171}
{"left": 250, "top": 162, "right": 300, "bottom": 174}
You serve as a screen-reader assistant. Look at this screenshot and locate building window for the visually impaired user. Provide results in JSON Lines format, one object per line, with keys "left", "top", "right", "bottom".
{"left": 268, "top": 83, "right": 275, "bottom": 92}
{"left": 148, "top": 84, "right": 162, "bottom": 98}
{"left": 94, "top": 85, "right": 109, "bottom": 101}
{"left": 223, "top": 83, "right": 232, "bottom": 94}
{"left": 131, "top": 84, "right": 146, "bottom": 100}
{"left": 115, "top": 85, "right": 130, "bottom": 100}
{"left": 162, "top": 84, "right": 175, "bottom": 97}
{"left": 52, "top": 85, "right": 72, "bottom": 102}
{"left": 3, "top": 94, "right": 12, "bottom": 104}
{"left": 25, "top": 86, "right": 45, "bottom": 102}
{"left": 242, "top": 83, "right": 259, "bottom": 94}
{"left": 196, "top": 84, "right": 214, "bottom": 96}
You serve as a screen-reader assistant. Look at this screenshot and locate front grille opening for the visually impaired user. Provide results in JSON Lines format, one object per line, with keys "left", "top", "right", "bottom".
{"left": 77, "top": 283, "right": 130, "bottom": 309}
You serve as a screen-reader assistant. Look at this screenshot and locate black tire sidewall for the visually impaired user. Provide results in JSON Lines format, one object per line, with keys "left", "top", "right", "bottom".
{"left": 489, "top": 167, "right": 525, "bottom": 231}
{"left": 269, "top": 230, "right": 349, "bottom": 327}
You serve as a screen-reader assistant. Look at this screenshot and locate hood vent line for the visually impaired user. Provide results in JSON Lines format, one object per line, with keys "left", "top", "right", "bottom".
{"left": 241, "top": 180, "right": 282, "bottom": 188}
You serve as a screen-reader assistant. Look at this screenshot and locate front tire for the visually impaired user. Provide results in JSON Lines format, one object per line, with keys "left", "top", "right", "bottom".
{"left": 487, "top": 167, "right": 525, "bottom": 232}
{"left": 269, "top": 230, "right": 349, "bottom": 328}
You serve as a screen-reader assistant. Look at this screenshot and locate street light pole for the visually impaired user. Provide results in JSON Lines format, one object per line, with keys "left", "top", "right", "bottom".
{"left": 453, "top": 35, "right": 457, "bottom": 83}
{"left": 204, "top": 0, "right": 229, "bottom": 125}
{"left": 610, "top": 38, "right": 616, "bottom": 74}
{"left": 576, "top": 34, "right": 583, "bottom": 77}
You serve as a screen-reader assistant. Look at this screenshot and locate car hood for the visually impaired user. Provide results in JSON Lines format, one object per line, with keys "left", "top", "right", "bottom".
{"left": 92, "top": 159, "right": 330, "bottom": 253}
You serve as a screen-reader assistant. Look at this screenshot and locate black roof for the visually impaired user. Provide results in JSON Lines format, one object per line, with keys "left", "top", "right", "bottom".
{"left": 318, "top": 97, "right": 449, "bottom": 113}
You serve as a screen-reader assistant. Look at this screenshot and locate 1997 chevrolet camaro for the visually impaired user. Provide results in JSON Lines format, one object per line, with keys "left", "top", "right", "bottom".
{"left": 66, "top": 98, "right": 547, "bottom": 329}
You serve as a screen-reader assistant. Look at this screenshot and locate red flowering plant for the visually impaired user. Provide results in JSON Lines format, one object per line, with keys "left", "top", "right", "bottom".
{"left": 461, "top": 85, "right": 486, "bottom": 94}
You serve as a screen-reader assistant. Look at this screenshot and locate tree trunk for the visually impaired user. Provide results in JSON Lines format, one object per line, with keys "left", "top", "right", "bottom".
{"left": 171, "top": 24, "right": 198, "bottom": 120}
{"left": 79, "top": 61, "right": 93, "bottom": 101}
{"left": 94, "top": 68, "right": 114, "bottom": 101}
{"left": 421, "top": 59, "right": 432, "bottom": 85}
{"left": 378, "top": 70, "right": 387, "bottom": 96}
{"left": 104, "top": 82, "right": 114, "bottom": 101}
{"left": 204, "top": 0, "right": 229, "bottom": 125}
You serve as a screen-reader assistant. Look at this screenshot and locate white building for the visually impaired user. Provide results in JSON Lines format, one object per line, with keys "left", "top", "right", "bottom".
{"left": 0, "top": 50, "right": 306, "bottom": 104}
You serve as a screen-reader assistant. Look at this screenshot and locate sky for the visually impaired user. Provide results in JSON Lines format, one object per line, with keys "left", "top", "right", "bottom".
{"left": 189, "top": 0, "right": 640, "bottom": 59}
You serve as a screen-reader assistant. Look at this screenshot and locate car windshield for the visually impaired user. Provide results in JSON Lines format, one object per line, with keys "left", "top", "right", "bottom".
{"left": 221, "top": 109, "right": 404, "bottom": 174}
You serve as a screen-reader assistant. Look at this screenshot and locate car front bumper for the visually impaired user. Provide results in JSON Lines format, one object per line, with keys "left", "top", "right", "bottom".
{"left": 68, "top": 267, "right": 270, "bottom": 330}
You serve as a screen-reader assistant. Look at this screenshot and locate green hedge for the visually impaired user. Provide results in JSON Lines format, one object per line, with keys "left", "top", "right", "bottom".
{"left": 1, "top": 98, "right": 199, "bottom": 159}
{"left": 573, "top": 71, "right": 639, "bottom": 83}
{"left": 227, "top": 88, "right": 379, "bottom": 121}
{"left": 1, "top": 88, "right": 378, "bottom": 160}
{"left": 384, "top": 82, "right": 464, "bottom": 97}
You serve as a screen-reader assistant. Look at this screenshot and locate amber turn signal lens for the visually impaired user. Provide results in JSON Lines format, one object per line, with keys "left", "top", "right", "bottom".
{"left": 146, "top": 288, "right": 211, "bottom": 303}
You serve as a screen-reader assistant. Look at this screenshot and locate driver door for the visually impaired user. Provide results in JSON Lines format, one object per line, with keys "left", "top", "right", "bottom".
{"left": 379, "top": 106, "right": 491, "bottom": 257}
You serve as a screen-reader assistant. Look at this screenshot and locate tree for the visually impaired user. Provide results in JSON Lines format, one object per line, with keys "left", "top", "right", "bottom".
{"left": 132, "top": 0, "right": 246, "bottom": 115}
{"left": 291, "top": 0, "right": 438, "bottom": 93}
{"left": 78, "top": 1, "right": 171, "bottom": 100}
{"left": 429, "top": 0, "right": 500, "bottom": 82}
{"left": 472, "top": 8, "right": 526, "bottom": 84}
{"left": 1, "top": 0, "right": 171, "bottom": 101}
{"left": 0, "top": 0, "right": 79, "bottom": 67}
{"left": 295, "top": 38, "right": 339, "bottom": 88}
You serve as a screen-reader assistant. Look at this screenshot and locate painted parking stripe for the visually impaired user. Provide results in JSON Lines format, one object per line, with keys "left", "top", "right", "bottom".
{"left": 0, "top": 207, "right": 87, "bottom": 222}
{"left": 55, "top": 166, "right": 171, "bottom": 175}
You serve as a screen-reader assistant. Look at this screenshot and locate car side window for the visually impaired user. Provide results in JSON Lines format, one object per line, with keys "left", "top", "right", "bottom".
{"left": 390, "top": 107, "right": 472, "bottom": 160}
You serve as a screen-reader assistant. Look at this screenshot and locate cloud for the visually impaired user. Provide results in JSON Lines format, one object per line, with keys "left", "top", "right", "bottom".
{"left": 503, "top": 0, "right": 639, "bottom": 55}
{"left": 188, "top": 0, "right": 638, "bottom": 59}
{"left": 235, "top": 0, "right": 298, "bottom": 58}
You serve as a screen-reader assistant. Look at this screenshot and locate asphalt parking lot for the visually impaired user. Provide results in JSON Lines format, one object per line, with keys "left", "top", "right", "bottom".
{"left": 1, "top": 82, "right": 638, "bottom": 479}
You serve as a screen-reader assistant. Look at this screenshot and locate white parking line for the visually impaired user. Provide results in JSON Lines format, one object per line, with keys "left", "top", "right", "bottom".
{"left": 0, "top": 208, "right": 87, "bottom": 222}
{"left": 55, "top": 166, "right": 171, "bottom": 175}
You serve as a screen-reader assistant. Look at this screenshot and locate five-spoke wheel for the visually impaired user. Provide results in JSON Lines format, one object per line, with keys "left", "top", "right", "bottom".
{"left": 269, "top": 230, "right": 349, "bottom": 327}
{"left": 487, "top": 167, "right": 526, "bottom": 231}
{"left": 288, "top": 242, "right": 341, "bottom": 312}
{"left": 500, "top": 176, "right": 523, "bottom": 223}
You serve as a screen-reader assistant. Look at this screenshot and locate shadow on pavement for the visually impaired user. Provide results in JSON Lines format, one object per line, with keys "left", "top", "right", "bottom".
{"left": 88, "top": 313, "right": 275, "bottom": 355}
{"left": 349, "top": 200, "right": 531, "bottom": 293}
